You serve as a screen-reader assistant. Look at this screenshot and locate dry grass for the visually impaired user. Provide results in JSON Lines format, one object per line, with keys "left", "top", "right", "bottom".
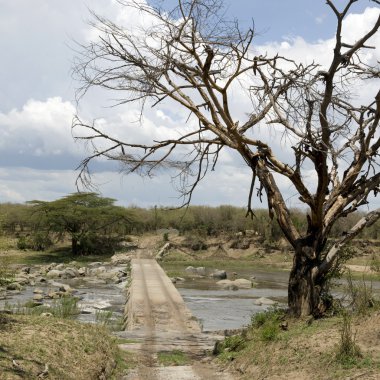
{"left": 220, "top": 312, "right": 380, "bottom": 380}
{"left": 0, "top": 313, "right": 121, "bottom": 379}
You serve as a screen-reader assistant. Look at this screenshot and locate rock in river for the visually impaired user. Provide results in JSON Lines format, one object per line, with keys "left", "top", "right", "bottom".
{"left": 216, "top": 278, "right": 253, "bottom": 289}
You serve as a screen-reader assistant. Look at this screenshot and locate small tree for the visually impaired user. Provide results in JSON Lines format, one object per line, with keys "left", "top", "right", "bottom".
{"left": 28, "top": 193, "right": 132, "bottom": 255}
{"left": 73, "top": 0, "right": 380, "bottom": 316}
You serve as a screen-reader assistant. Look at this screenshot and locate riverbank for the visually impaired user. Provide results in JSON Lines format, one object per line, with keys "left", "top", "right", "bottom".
{"left": 214, "top": 309, "right": 380, "bottom": 379}
{"left": 0, "top": 313, "right": 129, "bottom": 379}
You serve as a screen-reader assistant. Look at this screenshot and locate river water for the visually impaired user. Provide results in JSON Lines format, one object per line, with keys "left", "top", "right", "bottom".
{"left": 2, "top": 265, "right": 379, "bottom": 332}
{"left": 176, "top": 269, "right": 289, "bottom": 331}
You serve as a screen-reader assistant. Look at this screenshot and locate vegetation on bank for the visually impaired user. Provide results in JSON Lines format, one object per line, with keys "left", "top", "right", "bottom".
{"left": 0, "top": 197, "right": 380, "bottom": 256}
{"left": 0, "top": 313, "right": 128, "bottom": 379}
{"left": 214, "top": 274, "right": 380, "bottom": 379}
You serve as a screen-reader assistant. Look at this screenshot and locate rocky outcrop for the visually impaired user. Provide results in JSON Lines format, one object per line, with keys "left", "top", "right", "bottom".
{"left": 216, "top": 278, "right": 254, "bottom": 290}
{"left": 210, "top": 269, "right": 227, "bottom": 279}
{"left": 254, "top": 297, "right": 277, "bottom": 306}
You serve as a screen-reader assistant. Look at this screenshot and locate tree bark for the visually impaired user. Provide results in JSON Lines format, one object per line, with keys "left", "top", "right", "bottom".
{"left": 288, "top": 248, "right": 323, "bottom": 317}
{"left": 72, "top": 237, "right": 79, "bottom": 255}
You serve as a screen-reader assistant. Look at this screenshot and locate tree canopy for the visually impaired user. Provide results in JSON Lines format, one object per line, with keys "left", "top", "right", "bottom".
{"left": 73, "top": 0, "right": 380, "bottom": 316}
{"left": 28, "top": 193, "right": 132, "bottom": 255}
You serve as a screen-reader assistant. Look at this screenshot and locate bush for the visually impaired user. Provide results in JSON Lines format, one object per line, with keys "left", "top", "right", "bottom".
{"left": 251, "top": 308, "right": 284, "bottom": 342}
{"left": 183, "top": 235, "right": 207, "bottom": 251}
{"left": 0, "top": 257, "right": 15, "bottom": 286}
{"left": 213, "top": 334, "right": 246, "bottom": 356}
{"left": 77, "top": 234, "right": 123, "bottom": 255}
{"left": 16, "top": 233, "right": 52, "bottom": 251}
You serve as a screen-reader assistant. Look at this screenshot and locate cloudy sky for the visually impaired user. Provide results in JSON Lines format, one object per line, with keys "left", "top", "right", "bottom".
{"left": 0, "top": 0, "right": 379, "bottom": 209}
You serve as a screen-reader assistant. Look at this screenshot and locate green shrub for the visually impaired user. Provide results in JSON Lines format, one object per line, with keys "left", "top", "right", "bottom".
{"left": 0, "top": 256, "right": 15, "bottom": 286}
{"left": 213, "top": 334, "right": 246, "bottom": 356}
{"left": 251, "top": 308, "right": 284, "bottom": 342}
{"left": 16, "top": 233, "right": 52, "bottom": 251}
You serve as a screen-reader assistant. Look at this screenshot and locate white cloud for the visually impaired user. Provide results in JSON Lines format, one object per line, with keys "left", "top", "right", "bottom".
{"left": 0, "top": 2, "right": 379, "bottom": 213}
{"left": 0, "top": 97, "right": 79, "bottom": 158}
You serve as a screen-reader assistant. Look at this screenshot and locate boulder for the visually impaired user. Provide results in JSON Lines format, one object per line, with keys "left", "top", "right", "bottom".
{"left": 33, "top": 294, "right": 44, "bottom": 301}
{"left": 78, "top": 267, "right": 87, "bottom": 276}
{"left": 92, "top": 301, "right": 112, "bottom": 310}
{"left": 210, "top": 270, "right": 227, "bottom": 280}
{"left": 59, "top": 284, "right": 72, "bottom": 293}
{"left": 41, "top": 312, "right": 53, "bottom": 317}
{"left": 47, "top": 291, "right": 60, "bottom": 299}
{"left": 33, "top": 288, "right": 44, "bottom": 294}
{"left": 254, "top": 297, "right": 277, "bottom": 306}
{"left": 195, "top": 267, "right": 207, "bottom": 276}
{"left": 7, "top": 283, "right": 22, "bottom": 291}
{"left": 233, "top": 278, "right": 253, "bottom": 289}
{"left": 14, "top": 277, "right": 29, "bottom": 285}
{"left": 215, "top": 280, "right": 238, "bottom": 290}
{"left": 88, "top": 262, "right": 104, "bottom": 268}
{"left": 46, "top": 270, "right": 63, "bottom": 278}
{"left": 185, "top": 266, "right": 195, "bottom": 273}
{"left": 55, "top": 264, "right": 65, "bottom": 271}
{"left": 216, "top": 278, "right": 253, "bottom": 290}
{"left": 63, "top": 268, "right": 79, "bottom": 278}
{"left": 111, "top": 254, "right": 132, "bottom": 265}
{"left": 89, "top": 266, "right": 107, "bottom": 276}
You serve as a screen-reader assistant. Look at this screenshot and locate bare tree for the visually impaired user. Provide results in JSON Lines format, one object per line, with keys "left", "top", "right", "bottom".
{"left": 73, "top": 0, "right": 380, "bottom": 317}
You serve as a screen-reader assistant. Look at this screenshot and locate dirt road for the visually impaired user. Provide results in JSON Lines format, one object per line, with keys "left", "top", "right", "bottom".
{"left": 119, "top": 254, "right": 235, "bottom": 380}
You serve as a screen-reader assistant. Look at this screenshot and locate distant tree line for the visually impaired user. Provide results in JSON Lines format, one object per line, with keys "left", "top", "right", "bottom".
{"left": 0, "top": 194, "right": 379, "bottom": 256}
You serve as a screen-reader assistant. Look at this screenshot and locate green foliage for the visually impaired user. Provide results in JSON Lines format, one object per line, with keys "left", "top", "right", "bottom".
{"left": 0, "top": 256, "right": 15, "bottom": 286}
{"left": 5, "top": 296, "right": 80, "bottom": 319}
{"left": 157, "top": 350, "right": 189, "bottom": 366}
{"left": 26, "top": 193, "right": 132, "bottom": 255}
{"left": 214, "top": 334, "right": 246, "bottom": 356}
{"left": 17, "top": 233, "right": 53, "bottom": 251}
{"left": 163, "top": 232, "right": 169, "bottom": 242}
{"left": 95, "top": 310, "right": 124, "bottom": 331}
{"left": 250, "top": 308, "right": 284, "bottom": 342}
{"left": 52, "top": 296, "right": 80, "bottom": 318}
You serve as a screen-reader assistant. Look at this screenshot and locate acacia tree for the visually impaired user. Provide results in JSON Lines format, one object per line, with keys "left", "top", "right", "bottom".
{"left": 73, "top": 0, "right": 380, "bottom": 316}
{"left": 28, "top": 193, "right": 131, "bottom": 255}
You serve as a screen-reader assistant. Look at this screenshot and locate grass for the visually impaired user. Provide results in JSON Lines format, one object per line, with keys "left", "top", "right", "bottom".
{"left": 0, "top": 313, "right": 122, "bottom": 379}
{"left": 4, "top": 295, "right": 80, "bottom": 319}
{"left": 335, "top": 312, "right": 362, "bottom": 367}
{"left": 95, "top": 310, "right": 125, "bottom": 331}
{"left": 157, "top": 350, "right": 189, "bottom": 366}
{"left": 215, "top": 310, "right": 380, "bottom": 379}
